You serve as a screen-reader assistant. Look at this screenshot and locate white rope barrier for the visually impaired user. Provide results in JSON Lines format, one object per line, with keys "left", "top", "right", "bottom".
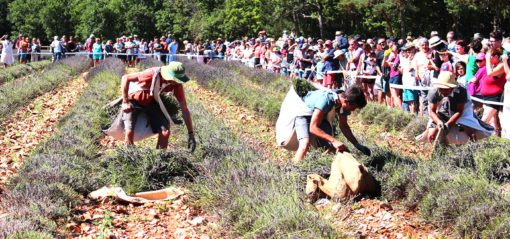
{"left": 25, "top": 52, "right": 216, "bottom": 57}
{"left": 25, "top": 51, "right": 509, "bottom": 107}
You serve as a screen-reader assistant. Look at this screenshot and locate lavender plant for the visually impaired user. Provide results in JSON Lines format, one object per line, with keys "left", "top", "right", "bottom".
{"left": 0, "top": 59, "right": 124, "bottom": 238}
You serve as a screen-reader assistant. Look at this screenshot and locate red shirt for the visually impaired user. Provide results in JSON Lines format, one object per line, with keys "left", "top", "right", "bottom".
{"left": 128, "top": 67, "right": 185, "bottom": 105}
{"left": 481, "top": 66, "right": 506, "bottom": 96}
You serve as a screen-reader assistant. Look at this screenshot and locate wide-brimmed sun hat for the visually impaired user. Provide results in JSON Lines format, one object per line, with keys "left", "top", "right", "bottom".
{"left": 161, "top": 62, "right": 190, "bottom": 84}
{"left": 334, "top": 50, "right": 345, "bottom": 58}
{"left": 401, "top": 43, "right": 415, "bottom": 51}
{"left": 429, "top": 36, "right": 443, "bottom": 47}
{"left": 432, "top": 71, "right": 457, "bottom": 89}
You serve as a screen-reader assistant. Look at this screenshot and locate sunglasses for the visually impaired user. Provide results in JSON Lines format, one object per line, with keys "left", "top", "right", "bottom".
{"left": 475, "top": 60, "right": 483, "bottom": 63}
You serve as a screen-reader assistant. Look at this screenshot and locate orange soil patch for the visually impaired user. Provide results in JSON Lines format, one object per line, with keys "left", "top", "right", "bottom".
{"left": 0, "top": 72, "right": 90, "bottom": 187}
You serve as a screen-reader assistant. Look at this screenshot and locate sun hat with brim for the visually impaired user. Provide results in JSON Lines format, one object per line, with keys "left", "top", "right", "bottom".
{"left": 432, "top": 71, "right": 457, "bottom": 89}
{"left": 334, "top": 50, "right": 345, "bottom": 58}
{"left": 402, "top": 43, "right": 415, "bottom": 51}
{"left": 437, "top": 46, "right": 449, "bottom": 54}
{"left": 161, "top": 62, "right": 190, "bottom": 84}
{"left": 429, "top": 36, "right": 443, "bottom": 47}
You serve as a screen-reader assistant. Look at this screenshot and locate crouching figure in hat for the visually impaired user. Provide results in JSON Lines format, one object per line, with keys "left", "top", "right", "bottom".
{"left": 421, "top": 71, "right": 494, "bottom": 144}
{"left": 120, "top": 61, "right": 196, "bottom": 151}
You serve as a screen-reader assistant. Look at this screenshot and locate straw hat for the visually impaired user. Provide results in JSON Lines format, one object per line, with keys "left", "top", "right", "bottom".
{"left": 161, "top": 62, "right": 190, "bottom": 84}
{"left": 432, "top": 71, "right": 457, "bottom": 89}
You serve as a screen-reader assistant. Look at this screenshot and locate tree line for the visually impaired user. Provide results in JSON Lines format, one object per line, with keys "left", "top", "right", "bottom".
{"left": 1, "top": 0, "right": 509, "bottom": 44}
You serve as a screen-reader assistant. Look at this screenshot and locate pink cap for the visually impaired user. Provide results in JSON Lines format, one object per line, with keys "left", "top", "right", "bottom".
{"left": 325, "top": 40, "right": 333, "bottom": 45}
{"left": 475, "top": 53, "right": 485, "bottom": 61}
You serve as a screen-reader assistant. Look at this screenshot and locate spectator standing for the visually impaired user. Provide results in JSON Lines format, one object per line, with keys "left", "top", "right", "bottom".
{"left": 335, "top": 50, "right": 348, "bottom": 89}
{"left": 375, "top": 38, "right": 391, "bottom": 105}
{"left": 336, "top": 31, "right": 348, "bottom": 51}
{"left": 501, "top": 43, "right": 510, "bottom": 139}
{"left": 468, "top": 53, "right": 487, "bottom": 108}
{"left": 51, "top": 36, "right": 64, "bottom": 62}
{"left": 153, "top": 38, "right": 162, "bottom": 62}
{"left": 104, "top": 40, "right": 114, "bottom": 57}
{"left": 86, "top": 34, "right": 95, "bottom": 62}
{"left": 168, "top": 39, "right": 178, "bottom": 62}
{"left": 481, "top": 48, "right": 506, "bottom": 137}
{"left": 92, "top": 37, "right": 103, "bottom": 66}
{"left": 0, "top": 35, "right": 14, "bottom": 68}
{"left": 138, "top": 39, "right": 147, "bottom": 60}
{"left": 450, "top": 38, "right": 482, "bottom": 87}
{"left": 446, "top": 31, "right": 456, "bottom": 52}
{"left": 60, "top": 35, "right": 67, "bottom": 59}
{"left": 67, "top": 36, "right": 77, "bottom": 55}
{"left": 124, "top": 36, "right": 136, "bottom": 67}
{"left": 439, "top": 47, "right": 454, "bottom": 74}
{"left": 321, "top": 40, "right": 338, "bottom": 89}
{"left": 19, "top": 37, "right": 29, "bottom": 64}
{"left": 160, "top": 36, "right": 168, "bottom": 64}
{"left": 387, "top": 43, "right": 402, "bottom": 108}
{"left": 166, "top": 34, "right": 172, "bottom": 45}
{"left": 114, "top": 38, "right": 126, "bottom": 63}
{"left": 356, "top": 43, "right": 377, "bottom": 101}
{"left": 31, "top": 38, "right": 40, "bottom": 62}
{"left": 15, "top": 34, "right": 23, "bottom": 62}
{"left": 401, "top": 43, "right": 419, "bottom": 113}
{"left": 455, "top": 61, "right": 467, "bottom": 87}
{"left": 415, "top": 38, "right": 432, "bottom": 116}
{"left": 348, "top": 37, "right": 364, "bottom": 79}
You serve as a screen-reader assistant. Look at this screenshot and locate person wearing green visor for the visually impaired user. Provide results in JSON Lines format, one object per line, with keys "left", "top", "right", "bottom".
{"left": 121, "top": 61, "right": 196, "bottom": 151}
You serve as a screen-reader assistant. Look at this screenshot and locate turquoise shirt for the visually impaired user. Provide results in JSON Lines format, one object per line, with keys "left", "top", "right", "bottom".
{"left": 302, "top": 90, "right": 337, "bottom": 113}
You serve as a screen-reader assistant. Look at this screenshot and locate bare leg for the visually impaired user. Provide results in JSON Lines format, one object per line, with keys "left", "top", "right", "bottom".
{"left": 293, "top": 138, "right": 310, "bottom": 163}
{"left": 157, "top": 129, "right": 171, "bottom": 149}
{"left": 385, "top": 90, "right": 392, "bottom": 107}
{"left": 368, "top": 83, "right": 375, "bottom": 101}
{"left": 125, "top": 129, "right": 135, "bottom": 145}
{"left": 362, "top": 82, "right": 369, "bottom": 101}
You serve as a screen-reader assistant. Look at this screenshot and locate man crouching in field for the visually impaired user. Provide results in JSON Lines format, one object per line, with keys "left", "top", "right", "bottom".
{"left": 276, "top": 85, "right": 371, "bottom": 163}
{"left": 120, "top": 62, "right": 196, "bottom": 151}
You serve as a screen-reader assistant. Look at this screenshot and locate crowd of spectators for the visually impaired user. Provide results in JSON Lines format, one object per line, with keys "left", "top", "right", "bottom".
{"left": 185, "top": 29, "right": 509, "bottom": 138}
{"left": 1, "top": 29, "right": 509, "bottom": 138}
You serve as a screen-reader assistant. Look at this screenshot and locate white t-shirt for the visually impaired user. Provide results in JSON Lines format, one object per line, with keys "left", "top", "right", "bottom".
{"left": 401, "top": 56, "right": 417, "bottom": 87}
{"left": 414, "top": 50, "right": 431, "bottom": 79}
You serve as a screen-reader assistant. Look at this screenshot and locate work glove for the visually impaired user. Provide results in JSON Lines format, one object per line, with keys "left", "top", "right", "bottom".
{"left": 188, "top": 132, "right": 196, "bottom": 153}
{"left": 354, "top": 143, "right": 371, "bottom": 156}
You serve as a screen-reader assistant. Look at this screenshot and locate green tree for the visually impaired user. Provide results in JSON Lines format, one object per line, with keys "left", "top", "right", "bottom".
{"left": 8, "top": 0, "right": 46, "bottom": 40}
{"left": 0, "top": 0, "right": 11, "bottom": 35}
{"left": 72, "top": 0, "right": 123, "bottom": 41}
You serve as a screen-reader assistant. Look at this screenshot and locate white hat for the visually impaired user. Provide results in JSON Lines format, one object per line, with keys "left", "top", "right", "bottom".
{"left": 90, "top": 34, "right": 95, "bottom": 38}
{"left": 334, "top": 50, "right": 345, "bottom": 58}
{"left": 429, "top": 36, "right": 443, "bottom": 47}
